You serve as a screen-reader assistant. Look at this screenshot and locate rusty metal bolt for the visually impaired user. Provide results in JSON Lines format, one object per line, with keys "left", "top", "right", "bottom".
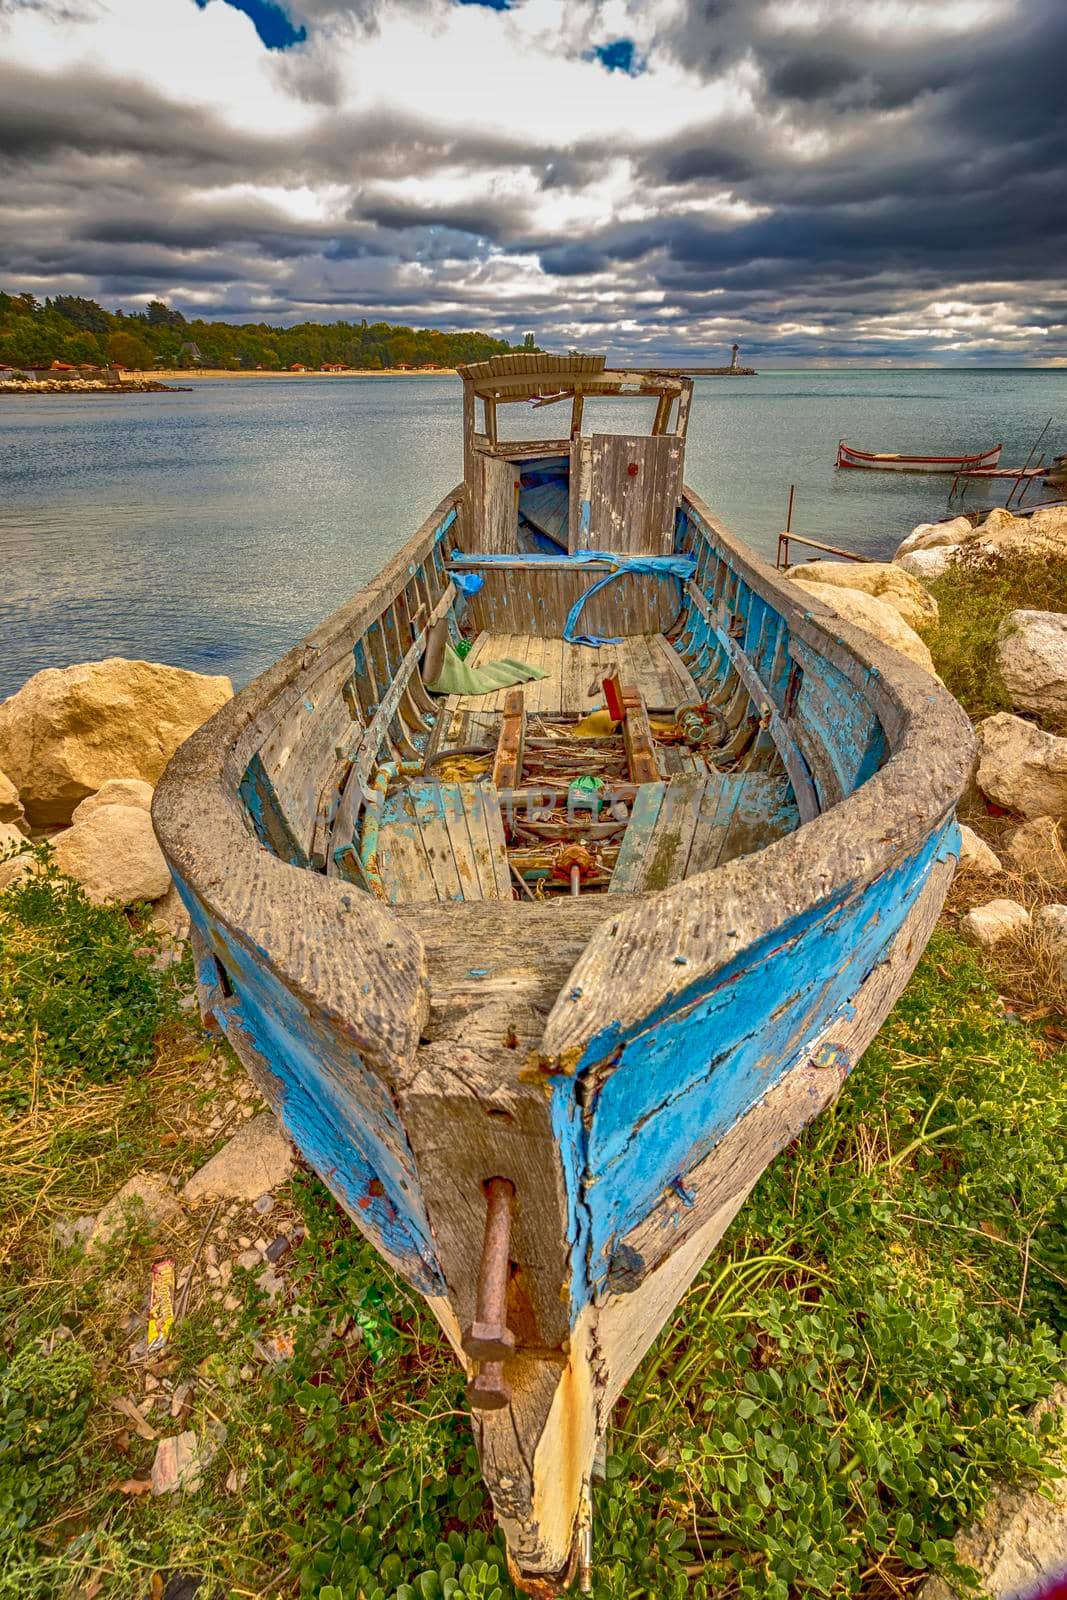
{"left": 468, "top": 1360, "right": 512, "bottom": 1412}
{"left": 462, "top": 1178, "right": 516, "bottom": 1361}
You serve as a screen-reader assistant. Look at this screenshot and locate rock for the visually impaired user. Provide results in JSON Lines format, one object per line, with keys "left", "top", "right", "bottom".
{"left": 150, "top": 1424, "right": 225, "bottom": 1496}
{"left": 790, "top": 580, "right": 940, "bottom": 676}
{"left": 960, "top": 898, "right": 1031, "bottom": 948}
{"left": 235, "top": 1248, "right": 261, "bottom": 1271}
{"left": 151, "top": 883, "right": 192, "bottom": 943}
{"left": 53, "top": 1214, "right": 96, "bottom": 1251}
{"left": 977, "top": 507, "right": 1022, "bottom": 537}
{"left": 87, "top": 1173, "right": 182, "bottom": 1251}
{"left": 893, "top": 514, "right": 973, "bottom": 559}
{"left": 51, "top": 805, "right": 171, "bottom": 905}
{"left": 784, "top": 560, "right": 938, "bottom": 632}
{"left": 975, "top": 713, "right": 1067, "bottom": 818}
{"left": 0, "top": 846, "right": 37, "bottom": 893}
{"left": 71, "top": 777, "right": 154, "bottom": 824}
{"left": 996, "top": 610, "right": 1067, "bottom": 724}
{"left": 920, "top": 1384, "right": 1067, "bottom": 1600}
{"left": 0, "top": 768, "right": 26, "bottom": 832}
{"left": 958, "top": 825, "right": 1003, "bottom": 875}
{"left": 257, "top": 1266, "right": 285, "bottom": 1300}
{"left": 977, "top": 505, "right": 1067, "bottom": 563}
{"left": 253, "top": 1193, "right": 275, "bottom": 1215}
{"left": 1033, "top": 904, "right": 1067, "bottom": 982}
{"left": 183, "top": 1112, "right": 294, "bottom": 1204}
{"left": 0, "top": 657, "right": 232, "bottom": 825}
{"left": 0, "top": 820, "right": 31, "bottom": 892}
{"left": 1002, "top": 816, "right": 1067, "bottom": 888}
{"left": 896, "top": 546, "right": 961, "bottom": 583}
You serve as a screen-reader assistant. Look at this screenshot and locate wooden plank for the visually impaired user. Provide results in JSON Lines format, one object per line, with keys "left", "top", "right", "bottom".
{"left": 638, "top": 772, "right": 706, "bottom": 889}
{"left": 408, "top": 783, "right": 465, "bottom": 902}
{"left": 686, "top": 772, "right": 745, "bottom": 877}
{"left": 609, "top": 781, "right": 666, "bottom": 892}
{"left": 543, "top": 636, "right": 565, "bottom": 716}
{"left": 375, "top": 791, "right": 435, "bottom": 906}
{"left": 587, "top": 434, "right": 682, "bottom": 554}
{"left": 463, "top": 784, "right": 513, "bottom": 901}
{"left": 478, "top": 456, "right": 520, "bottom": 554}
{"left": 441, "top": 784, "right": 485, "bottom": 903}
{"left": 621, "top": 684, "right": 659, "bottom": 786}
{"left": 491, "top": 689, "right": 526, "bottom": 790}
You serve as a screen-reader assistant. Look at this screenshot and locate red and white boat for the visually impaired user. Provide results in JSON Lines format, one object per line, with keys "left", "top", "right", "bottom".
{"left": 837, "top": 441, "right": 1002, "bottom": 474}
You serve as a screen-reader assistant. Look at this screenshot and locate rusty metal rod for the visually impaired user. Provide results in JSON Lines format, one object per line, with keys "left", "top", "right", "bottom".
{"left": 463, "top": 1178, "right": 516, "bottom": 1362}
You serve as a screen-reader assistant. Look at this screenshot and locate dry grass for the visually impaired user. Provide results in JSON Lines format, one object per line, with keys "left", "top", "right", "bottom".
{"left": 921, "top": 547, "right": 1067, "bottom": 724}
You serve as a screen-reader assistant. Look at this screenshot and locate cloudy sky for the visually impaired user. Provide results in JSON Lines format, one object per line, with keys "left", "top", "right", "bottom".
{"left": 1, "top": 0, "right": 1065, "bottom": 363}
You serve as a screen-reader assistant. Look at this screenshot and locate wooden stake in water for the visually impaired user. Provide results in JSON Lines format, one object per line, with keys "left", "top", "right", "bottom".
{"left": 1006, "top": 417, "right": 1052, "bottom": 509}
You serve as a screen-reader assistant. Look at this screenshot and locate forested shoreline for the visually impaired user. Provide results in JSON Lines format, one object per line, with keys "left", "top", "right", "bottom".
{"left": 0, "top": 292, "right": 528, "bottom": 372}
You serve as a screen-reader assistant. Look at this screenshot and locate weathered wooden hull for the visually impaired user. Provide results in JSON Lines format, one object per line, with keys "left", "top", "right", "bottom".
{"left": 153, "top": 479, "right": 973, "bottom": 1592}
{"left": 837, "top": 440, "right": 1002, "bottom": 472}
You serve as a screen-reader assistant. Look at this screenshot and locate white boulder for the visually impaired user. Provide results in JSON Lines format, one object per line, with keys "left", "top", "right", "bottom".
{"left": 0, "top": 768, "right": 26, "bottom": 832}
{"left": 958, "top": 825, "right": 1003, "bottom": 875}
{"left": 783, "top": 560, "right": 937, "bottom": 631}
{"left": 960, "top": 898, "right": 1030, "bottom": 948}
{"left": 975, "top": 713, "right": 1067, "bottom": 818}
{"left": 1002, "top": 816, "right": 1067, "bottom": 888}
{"left": 976, "top": 505, "right": 1067, "bottom": 563}
{"left": 893, "top": 514, "right": 973, "bottom": 559}
{"left": 995, "top": 610, "right": 1067, "bottom": 724}
{"left": 71, "top": 777, "right": 155, "bottom": 824}
{"left": 51, "top": 804, "right": 171, "bottom": 905}
{"left": 0, "top": 657, "right": 232, "bottom": 825}
{"left": 896, "top": 547, "right": 960, "bottom": 583}
{"left": 87, "top": 1172, "right": 182, "bottom": 1251}
{"left": 790, "top": 580, "right": 939, "bottom": 676}
{"left": 183, "top": 1112, "right": 294, "bottom": 1204}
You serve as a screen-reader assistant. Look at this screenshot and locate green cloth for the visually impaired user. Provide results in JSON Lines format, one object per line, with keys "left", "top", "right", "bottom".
{"left": 427, "top": 642, "right": 547, "bottom": 697}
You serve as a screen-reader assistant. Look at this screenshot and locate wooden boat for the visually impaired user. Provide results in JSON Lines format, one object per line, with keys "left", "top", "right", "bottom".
{"left": 154, "top": 354, "right": 973, "bottom": 1595}
{"left": 837, "top": 440, "right": 1002, "bottom": 473}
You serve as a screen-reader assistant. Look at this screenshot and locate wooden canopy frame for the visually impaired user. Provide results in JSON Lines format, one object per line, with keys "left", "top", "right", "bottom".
{"left": 457, "top": 352, "right": 694, "bottom": 455}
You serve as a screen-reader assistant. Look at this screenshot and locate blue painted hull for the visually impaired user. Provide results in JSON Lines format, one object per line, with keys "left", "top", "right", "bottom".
{"left": 154, "top": 468, "right": 974, "bottom": 1591}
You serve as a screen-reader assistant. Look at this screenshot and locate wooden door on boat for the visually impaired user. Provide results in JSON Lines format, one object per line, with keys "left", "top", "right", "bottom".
{"left": 474, "top": 454, "right": 519, "bottom": 553}
{"left": 577, "top": 432, "right": 682, "bottom": 554}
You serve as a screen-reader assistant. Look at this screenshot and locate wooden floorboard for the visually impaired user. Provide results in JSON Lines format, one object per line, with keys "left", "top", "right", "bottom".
{"left": 434, "top": 634, "right": 700, "bottom": 752}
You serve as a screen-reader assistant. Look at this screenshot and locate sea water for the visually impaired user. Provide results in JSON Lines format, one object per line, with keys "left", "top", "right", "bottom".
{"left": 1, "top": 368, "right": 1063, "bottom": 697}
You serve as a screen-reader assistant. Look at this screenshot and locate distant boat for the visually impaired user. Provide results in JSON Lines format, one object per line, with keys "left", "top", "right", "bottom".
{"left": 837, "top": 441, "right": 1003, "bottom": 474}
{"left": 155, "top": 353, "right": 973, "bottom": 1594}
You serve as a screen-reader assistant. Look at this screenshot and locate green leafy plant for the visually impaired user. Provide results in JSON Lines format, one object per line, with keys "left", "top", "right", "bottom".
{"left": 0, "top": 1337, "right": 94, "bottom": 1538}
{"left": 0, "top": 868, "right": 1063, "bottom": 1600}
{"left": 0, "top": 843, "right": 168, "bottom": 1114}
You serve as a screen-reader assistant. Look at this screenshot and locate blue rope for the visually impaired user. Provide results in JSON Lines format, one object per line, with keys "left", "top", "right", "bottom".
{"left": 449, "top": 548, "right": 696, "bottom": 646}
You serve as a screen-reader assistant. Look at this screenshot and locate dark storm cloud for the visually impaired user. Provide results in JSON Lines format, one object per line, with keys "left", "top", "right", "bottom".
{"left": 1, "top": 0, "right": 1065, "bottom": 360}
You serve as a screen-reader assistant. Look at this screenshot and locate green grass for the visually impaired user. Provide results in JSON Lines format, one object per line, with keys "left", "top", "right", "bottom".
{"left": 0, "top": 870, "right": 1063, "bottom": 1600}
{"left": 921, "top": 548, "right": 1067, "bottom": 722}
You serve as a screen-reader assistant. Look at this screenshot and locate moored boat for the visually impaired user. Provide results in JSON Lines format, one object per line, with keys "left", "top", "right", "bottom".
{"left": 837, "top": 440, "right": 1002, "bottom": 473}
{"left": 154, "top": 353, "right": 973, "bottom": 1595}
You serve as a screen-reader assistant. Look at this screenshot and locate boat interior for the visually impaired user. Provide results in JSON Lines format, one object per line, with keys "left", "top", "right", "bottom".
{"left": 238, "top": 354, "right": 889, "bottom": 908}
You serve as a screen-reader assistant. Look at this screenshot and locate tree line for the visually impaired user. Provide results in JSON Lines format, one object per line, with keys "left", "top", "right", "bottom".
{"left": 0, "top": 292, "right": 538, "bottom": 372}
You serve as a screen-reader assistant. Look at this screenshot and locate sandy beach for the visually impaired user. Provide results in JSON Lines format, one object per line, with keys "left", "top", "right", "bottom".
{"left": 134, "top": 366, "right": 458, "bottom": 380}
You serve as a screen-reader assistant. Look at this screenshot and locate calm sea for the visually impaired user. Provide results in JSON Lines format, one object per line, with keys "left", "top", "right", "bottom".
{"left": 1, "top": 369, "right": 1063, "bottom": 698}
